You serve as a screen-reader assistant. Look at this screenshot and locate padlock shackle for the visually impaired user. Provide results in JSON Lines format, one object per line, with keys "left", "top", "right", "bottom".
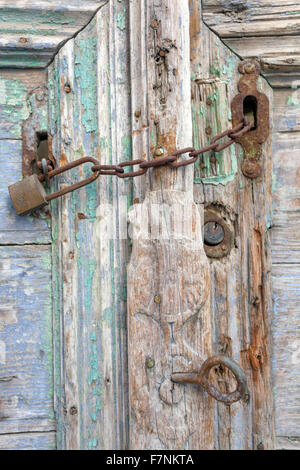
{"left": 39, "top": 157, "right": 100, "bottom": 202}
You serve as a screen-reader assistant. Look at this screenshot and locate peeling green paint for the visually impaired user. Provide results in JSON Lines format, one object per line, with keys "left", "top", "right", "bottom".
{"left": 74, "top": 29, "right": 98, "bottom": 133}
{"left": 117, "top": 7, "right": 126, "bottom": 31}
{"left": 84, "top": 259, "right": 97, "bottom": 316}
{"left": 0, "top": 9, "right": 76, "bottom": 26}
{"left": 88, "top": 438, "right": 98, "bottom": 449}
{"left": 287, "top": 94, "right": 299, "bottom": 106}
{"left": 122, "top": 135, "right": 132, "bottom": 159}
{"left": 0, "top": 77, "right": 30, "bottom": 138}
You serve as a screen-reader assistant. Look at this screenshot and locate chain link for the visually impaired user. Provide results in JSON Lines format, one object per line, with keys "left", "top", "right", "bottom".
{"left": 39, "top": 117, "right": 252, "bottom": 200}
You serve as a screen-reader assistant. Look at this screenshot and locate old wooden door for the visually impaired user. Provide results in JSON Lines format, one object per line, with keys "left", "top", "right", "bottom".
{"left": 1, "top": 0, "right": 299, "bottom": 450}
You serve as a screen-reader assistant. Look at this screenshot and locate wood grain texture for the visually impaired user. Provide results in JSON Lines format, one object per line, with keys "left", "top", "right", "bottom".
{"left": 48, "top": 0, "right": 131, "bottom": 449}
{"left": 127, "top": 0, "right": 215, "bottom": 450}
{"left": 0, "top": 70, "right": 47, "bottom": 140}
{"left": 202, "top": 0, "right": 300, "bottom": 87}
{"left": 0, "top": 246, "right": 55, "bottom": 435}
{"left": 276, "top": 437, "right": 300, "bottom": 450}
{"left": 0, "top": 60, "right": 53, "bottom": 450}
{"left": 190, "top": 0, "right": 275, "bottom": 449}
{"left": 271, "top": 87, "right": 300, "bottom": 446}
{"left": 0, "top": 431, "right": 56, "bottom": 450}
{"left": 271, "top": 265, "right": 300, "bottom": 437}
{"left": 0, "top": 1, "right": 107, "bottom": 68}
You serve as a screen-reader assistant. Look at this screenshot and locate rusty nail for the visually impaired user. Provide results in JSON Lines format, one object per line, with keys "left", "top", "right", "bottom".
{"left": 154, "top": 119, "right": 159, "bottom": 125}
{"left": 154, "top": 148, "right": 164, "bottom": 157}
{"left": 205, "top": 126, "right": 212, "bottom": 135}
{"left": 150, "top": 19, "right": 159, "bottom": 29}
{"left": 64, "top": 84, "right": 71, "bottom": 93}
{"left": 206, "top": 98, "right": 212, "bottom": 106}
{"left": 135, "top": 109, "right": 141, "bottom": 118}
{"left": 36, "top": 93, "right": 44, "bottom": 102}
{"left": 19, "top": 37, "right": 28, "bottom": 44}
{"left": 245, "top": 63, "right": 255, "bottom": 74}
{"left": 146, "top": 357, "right": 155, "bottom": 369}
{"left": 257, "top": 442, "right": 264, "bottom": 450}
{"left": 70, "top": 406, "right": 78, "bottom": 415}
{"left": 154, "top": 295, "right": 161, "bottom": 304}
{"left": 242, "top": 160, "right": 262, "bottom": 179}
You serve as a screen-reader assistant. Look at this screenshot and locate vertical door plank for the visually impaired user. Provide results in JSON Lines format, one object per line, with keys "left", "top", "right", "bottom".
{"left": 128, "top": 0, "right": 214, "bottom": 450}
{"left": 190, "top": 0, "right": 275, "bottom": 449}
{"left": 271, "top": 89, "right": 300, "bottom": 443}
{"left": 49, "top": 1, "right": 131, "bottom": 450}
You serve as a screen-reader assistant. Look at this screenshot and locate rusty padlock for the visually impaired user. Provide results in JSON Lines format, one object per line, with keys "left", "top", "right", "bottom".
{"left": 8, "top": 174, "right": 48, "bottom": 216}
{"left": 8, "top": 157, "right": 109, "bottom": 216}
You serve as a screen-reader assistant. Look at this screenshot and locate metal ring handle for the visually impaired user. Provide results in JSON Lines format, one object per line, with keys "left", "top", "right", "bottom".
{"left": 199, "top": 355, "right": 247, "bottom": 404}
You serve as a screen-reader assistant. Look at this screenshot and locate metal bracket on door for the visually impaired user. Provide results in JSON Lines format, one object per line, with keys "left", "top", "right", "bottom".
{"left": 172, "top": 355, "right": 248, "bottom": 404}
{"left": 231, "top": 59, "right": 269, "bottom": 179}
{"left": 22, "top": 86, "right": 56, "bottom": 179}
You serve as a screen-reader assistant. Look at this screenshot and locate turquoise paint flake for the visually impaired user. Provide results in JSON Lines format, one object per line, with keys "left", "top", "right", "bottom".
{"left": 75, "top": 232, "right": 81, "bottom": 249}
{"left": 287, "top": 95, "right": 299, "bottom": 106}
{"left": 74, "top": 35, "right": 98, "bottom": 133}
{"left": 84, "top": 259, "right": 97, "bottom": 316}
{"left": 88, "top": 438, "right": 98, "bottom": 449}
{"left": 90, "top": 332, "right": 97, "bottom": 341}
{"left": 0, "top": 77, "right": 30, "bottom": 138}
{"left": 100, "top": 137, "right": 108, "bottom": 150}
{"left": 122, "top": 135, "right": 132, "bottom": 159}
{"left": 88, "top": 341, "right": 101, "bottom": 385}
{"left": 117, "top": 7, "right": 126, "bottom": 31}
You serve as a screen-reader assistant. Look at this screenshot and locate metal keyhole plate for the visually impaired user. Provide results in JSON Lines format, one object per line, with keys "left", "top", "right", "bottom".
{"left": 204, "top": 222, "right": 225, "bottom": 246}
{"left": 203, "top": 209, "right": 234, "bottom": 259}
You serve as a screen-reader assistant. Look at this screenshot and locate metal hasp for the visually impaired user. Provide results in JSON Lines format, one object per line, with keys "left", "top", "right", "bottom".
{"left": 172, "top": 355, "right": 248, "bottom": 405}
{"left": 232, "top": 60, "right": 269, "bottom": 179}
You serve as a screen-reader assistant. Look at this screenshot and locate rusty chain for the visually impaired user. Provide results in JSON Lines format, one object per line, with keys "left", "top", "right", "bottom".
{"left": 38, "top": 117, "right": 252, "bottom": 200}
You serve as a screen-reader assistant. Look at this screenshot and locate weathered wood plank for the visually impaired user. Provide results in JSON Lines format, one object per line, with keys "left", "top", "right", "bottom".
{"left": 0, "top": 1, "right": 108, "bottom": 68}
{"left": 49, "top": 1, "right": 130, "bottom": 449}
{"left": 271, "top": 130, "right": 300, "bottom": 264}
{"left": 127, "top": 0, "right": 215, "bottom": 450}
{"left": 0, "top": 70, "right": 47, "bottom": 139}
{"left": 202, "top": 1, "right": 300, "bottom": 87}
{"left": 272, "top": 265, "right": 300, "bottom": 437}
{"left": 276, "top": 437, "right": 300, "bottom": 450}
{"left": 0, "top": 140, "right": 51, "bottom": 244}
{"left": 0, "top": 431, "right": 56, "bottom": 450}
{"left": 271, "top": 86, "right": 300, "bottom": 442}
{"left": 0, "top": 246, "right": 55, "bottom": 437}
{"left": 191, "top": 0, "right": 275, "bottom": 449}
{"left": 203, "top": 1, "right": 300, "bottom": 37}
